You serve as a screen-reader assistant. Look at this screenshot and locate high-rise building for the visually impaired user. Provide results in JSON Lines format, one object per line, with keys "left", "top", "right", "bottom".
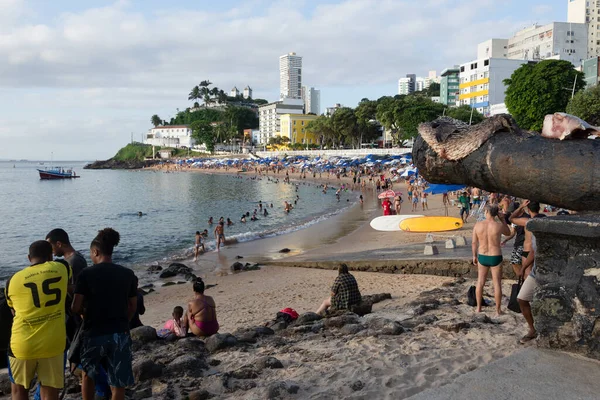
{"left": 568, "top": 0, "right": 598, "bottom": 58}
{"left": 279, "top": 52, "right": 303, "bottom": 100}
{"left": 506, "top": 23, "right": 587, "bottom": 66}
{"left": 230, "top": 87, "right": 240, "bottom": 97}
{"left": 258, "top": 98, "right": 304, "bottom": 144}
{"left": 398, "top": 74, "right": 416, "bottom": 95}
{"left": 302, "top": 86, "right": 321, "bottom": 115}
{"left": 458, "top": 58, "right": 534, "bottom": 116}
{"left": 582, "top": 56, "right": 600, "bottom": 87}
{"left": 243, "top": 86, "right": 252, "bottom": 99}
{"left": 440, "top": 67, "right": 460, "bottom": 105}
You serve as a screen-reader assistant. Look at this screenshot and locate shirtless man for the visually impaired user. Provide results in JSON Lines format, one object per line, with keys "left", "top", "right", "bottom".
{"left": 193, "top": 231, "right": 204, "bottom": 261}
{"left": 186, "top": 279, "right": 219, "bottom": 337}
{"left": 509, "top": 200, "right": 545, "bottom": 277}
{"left": 214, "top": 221, "right": 225, "bottom": 251}
{"left": 420, "top": 191, "right": 428, "bottom": 211}
{"left": 472, "top": 204, "right": 511, "bottom": 315}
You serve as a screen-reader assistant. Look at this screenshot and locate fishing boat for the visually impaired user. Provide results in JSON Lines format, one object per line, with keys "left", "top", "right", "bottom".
{"left": 38, "top": 167, "right": 80, "bottom": 180}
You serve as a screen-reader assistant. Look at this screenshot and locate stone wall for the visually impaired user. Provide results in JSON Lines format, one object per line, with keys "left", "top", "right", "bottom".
{"left": 529, "top": 215, "right": 600, "bottom": 360}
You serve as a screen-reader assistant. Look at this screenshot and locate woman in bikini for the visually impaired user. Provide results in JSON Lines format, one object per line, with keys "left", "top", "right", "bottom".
{"left": 186, "top": 279, "right": 219, "bottom": 337}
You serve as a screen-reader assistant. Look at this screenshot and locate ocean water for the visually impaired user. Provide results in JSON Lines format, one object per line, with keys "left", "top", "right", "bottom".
{"left": 0, "top": 161, "right": 352, "bottom": 281}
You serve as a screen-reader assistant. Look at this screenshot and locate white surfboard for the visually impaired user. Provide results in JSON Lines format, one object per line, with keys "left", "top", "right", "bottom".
{"left": 370, "top": 215, "right": 424, "bottom": 232}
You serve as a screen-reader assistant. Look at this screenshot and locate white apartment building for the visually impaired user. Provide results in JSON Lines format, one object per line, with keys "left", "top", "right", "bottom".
{"left": 568, "top": 0, "right": 600, "bottom": 58}
{"left": 230, "top": 87, "right": 240, "bottom": 97}
{"left": 302, "top": 86, "right": 321, "bottom": 115}
{"left": 478, "top": 39, "right": 509, "bottom": 59}
{"left": 258, "top": 98, "right": 304, "bottom": 144}
{"left": 507, "top": 22, "right": 587, "bottom": 66}
{"left": 280, "top": 52, "right": 303, "bottom": 99}
{"left": 146, "top": 125, "right": 194, "bottom": 148}
{"left": 398, "top": 74, "right": 416, "bottom": 95}
{"left": 458, "top": 58, "right": 533, "bottom": 116}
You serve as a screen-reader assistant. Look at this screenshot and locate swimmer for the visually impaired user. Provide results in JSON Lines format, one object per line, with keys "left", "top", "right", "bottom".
{"left": 194, "top": 231, "right": 205, "bottom": 261}
{"left": 208, "top": 217, "right": 214, "bottom": 225}
{"left": 263, "top": 208, "right": 268, "bottom": 217}
{"left": 241, "top": 215, "right": 247, "bottom": 223}
{"left": 214, "top": 221, "right": 226, "bottom": 251}
{"left": 138, "top": 211, "right": 143, "bottom": 217}
{"left": 227, "top": 218, "right": 233, "bottom": 226}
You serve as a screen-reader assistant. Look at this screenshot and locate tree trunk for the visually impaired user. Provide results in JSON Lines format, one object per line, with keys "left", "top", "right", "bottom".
{"left": 413, "top": 121, "right": 600, "bottom": 212}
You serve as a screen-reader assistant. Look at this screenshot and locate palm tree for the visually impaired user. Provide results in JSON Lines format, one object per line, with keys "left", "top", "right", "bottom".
{"left": 151, "top": 115, "right": 162, "bottom": 127}
{"left": 188, "top": 86, "right": 200, "bottom": 103}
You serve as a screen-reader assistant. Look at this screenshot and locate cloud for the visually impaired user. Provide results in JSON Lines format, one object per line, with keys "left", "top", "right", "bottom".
{"left": 0, "top": 0, "right": 534, "bottom": 159}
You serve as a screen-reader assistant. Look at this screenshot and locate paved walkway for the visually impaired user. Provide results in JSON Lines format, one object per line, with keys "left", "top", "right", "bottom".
{"left": 408, "top": 348, "right": 600, "bottom": 400}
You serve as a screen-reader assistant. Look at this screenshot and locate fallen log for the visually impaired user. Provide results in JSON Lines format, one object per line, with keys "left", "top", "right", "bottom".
{"left": 412, "top": 115, "right": 600, "bottom": 211}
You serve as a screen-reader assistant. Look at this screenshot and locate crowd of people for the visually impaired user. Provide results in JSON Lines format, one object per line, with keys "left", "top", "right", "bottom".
{"left": 3, "top": 228, "right": 220, "bottom": 400}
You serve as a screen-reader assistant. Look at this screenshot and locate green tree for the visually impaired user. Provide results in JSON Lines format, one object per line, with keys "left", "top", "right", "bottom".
{"left": 151, "top": 114, "right": 162, "bottom": 127}
{"left": 268, "top": 136, "right": 290, "bottom": 146}
{"left": 253, "top": 98, "right": 269, "bottom": 105}
{"left": 190, "top": 121, "right": 216, "bottom": 153}
{"left": 331, "top": 107, "right": 358, "bottom": 147}
{"left": 188, "top": 86, "right": 201, "bottom": 103}
{"left": 566, "top": 84, "right": 600, "bottom": 126}
{"left": 504, "top": 60, "right": 585, "bottom": 131}
{"left": 445, "top": 105, "right": 484, "bottom": 125}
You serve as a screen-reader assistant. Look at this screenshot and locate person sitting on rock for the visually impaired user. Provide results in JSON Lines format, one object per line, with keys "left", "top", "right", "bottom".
{"left": 316, "top": 264, "right": 362, "bottom": 315}
{"left": 158, "top": 306, "right": 187, "bottom": 339}
{"left": 186, "top": 279, "right": 219, "bottom": 337}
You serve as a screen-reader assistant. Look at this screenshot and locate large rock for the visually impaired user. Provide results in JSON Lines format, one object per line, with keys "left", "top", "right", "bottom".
{"left": 230, "top": 262, "right": 244, "bottom": 272}
{"left": 293, "top": 312, "right": 322, "bottom": 326}
{"left": 266, "top": 381, "right": 300, "bottom": 399}
{"left": 130, "top": 326, "right": 157, "bottom": 343}
{"left": 0, "top": 372, "right": 11, "bottom": 396}
{"left": 167, "top": 354, "right": 207, "bottom": 378}
{"left": 205, "top": 333, "right": 238, "bottom": 353}
{"left": 159, "top": 263, "right": 195, "bottom": 279}
{"left": 132, "top": 359, "right": 163, "bottom": 381}
{"left": 349, "top": 302, "right": 372, "bottom": 316}
{"left": 435, "top": 319, "right": 470, "bottom": 333}
{"left": 188, "top": 389, "right": 212, "bottom": 400}
{"left": 147, "top": 265, "right": 162, "bottom": 272}
{"left": 323, "top": 313, "right": 360, "bottom": 329}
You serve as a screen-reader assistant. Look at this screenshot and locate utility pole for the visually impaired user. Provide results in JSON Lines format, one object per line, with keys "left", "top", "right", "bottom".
{"left": 131, "top": 132, "right": 133, "bottom": 144}
{"left": 469, "top": 107, "right": 474, "bottom": 126}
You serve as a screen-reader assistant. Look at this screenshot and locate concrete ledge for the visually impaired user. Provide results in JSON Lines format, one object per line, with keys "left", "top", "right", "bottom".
{"left": 265, "top": 259, "right": 517, "bottom": 279}
{"left": 407, "top": 348, "right": 600, "bottom": 400}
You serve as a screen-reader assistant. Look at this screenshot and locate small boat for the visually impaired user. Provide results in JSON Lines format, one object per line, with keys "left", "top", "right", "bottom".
{"left": 38, "top": 167, "right": 80, "bottom": 180}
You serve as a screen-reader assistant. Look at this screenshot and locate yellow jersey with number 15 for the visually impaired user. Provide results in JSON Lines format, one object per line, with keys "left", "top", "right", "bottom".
{"left": 6, "top": 261, "right": 71, "bottom": 360}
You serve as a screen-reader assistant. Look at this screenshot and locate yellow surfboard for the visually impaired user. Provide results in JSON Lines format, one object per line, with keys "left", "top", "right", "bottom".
{"left": 399, "top": 216, "right": 464, "bottom": 232}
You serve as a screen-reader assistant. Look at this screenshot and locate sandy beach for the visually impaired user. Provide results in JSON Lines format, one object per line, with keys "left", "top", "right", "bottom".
{"left": 129, "top": 166, "right": 530, "bottom": 398}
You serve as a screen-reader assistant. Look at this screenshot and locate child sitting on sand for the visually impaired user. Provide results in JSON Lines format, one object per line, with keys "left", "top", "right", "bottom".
{"left": 157, "top": 306, "right": 187, "bottom": 339}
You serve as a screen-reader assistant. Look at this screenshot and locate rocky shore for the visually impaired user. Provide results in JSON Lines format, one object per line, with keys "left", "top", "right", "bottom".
{"left": 0, "top": 277, "right": 524, "bottom": 400}
{"left": 84, "top": 159, "right": 160, "bottom": 170}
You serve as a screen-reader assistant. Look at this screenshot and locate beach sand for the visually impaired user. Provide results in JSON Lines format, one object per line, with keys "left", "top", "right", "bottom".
{"left": 132, "top": 166, "right": 528, "bottom": 398}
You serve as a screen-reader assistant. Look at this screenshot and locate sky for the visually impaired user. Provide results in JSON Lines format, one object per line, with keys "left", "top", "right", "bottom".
{"left": 0, "top": 0, "right": 567, "bottom": 160}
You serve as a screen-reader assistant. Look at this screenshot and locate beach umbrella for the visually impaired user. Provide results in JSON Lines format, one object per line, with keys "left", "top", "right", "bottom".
{"left": 401, "top": 169, "right": 416, "bottom": 178}
{"left": 425, "top": 184, "right": 466, "bottom": 195}
{"left": 377, "top": 190, "right": 401, "bottom": 199}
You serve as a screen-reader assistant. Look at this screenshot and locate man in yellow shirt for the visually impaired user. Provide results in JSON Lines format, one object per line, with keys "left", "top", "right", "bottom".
{"left": 6, "top": 240, "right": 70, "bottom": 400}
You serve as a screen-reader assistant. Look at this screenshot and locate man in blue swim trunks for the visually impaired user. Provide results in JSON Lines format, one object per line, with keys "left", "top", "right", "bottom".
{"left": 472, "top": 204, "right": 511, "bottom": 316}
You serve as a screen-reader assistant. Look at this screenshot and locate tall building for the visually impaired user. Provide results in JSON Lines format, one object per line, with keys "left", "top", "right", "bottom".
{"left": 258, "top": 98, "right": 304, "bottom": 144}
{"left": 243, "top": 86, "right": 252, "bottom": 99}
{"left": 230, "top": 87, "right": 240, "bottom": 97}
{"left": 582, "top": 56, "right": 600, "bottom": 87}
{"left": 279, "top": 52, "right": 303, "bottom": 100}
{"left": 458, "top": 58, "right": 534, "bottom": 116}
{"left": 440, "top": 67, "right": 460, "bottom": 105}
{"left": 568, "top": 0, "right": 598, "bottom": 58}
{"left": 398, "top": 74, "right": 416, "bottom": 95}
{"left": 477, "top": 39, "right": 509, "bottom": 59}
{"left": 507, "top": 23, "right": 587, "bottom": 66}
{"left": 302, "top": 86, "right": 321, "bottom": 115}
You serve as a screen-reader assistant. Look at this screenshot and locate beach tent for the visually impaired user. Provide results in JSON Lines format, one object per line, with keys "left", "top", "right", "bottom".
{"left": 424, "top": 184, "right": 466, "bottom": 195}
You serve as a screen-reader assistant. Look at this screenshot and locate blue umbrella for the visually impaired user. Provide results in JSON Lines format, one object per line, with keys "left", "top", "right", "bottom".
{"left": 425, "top": 184, "right": 466, "bottom": 195}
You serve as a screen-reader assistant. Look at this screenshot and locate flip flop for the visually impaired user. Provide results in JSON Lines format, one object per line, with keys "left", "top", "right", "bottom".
{"left": 519, "top": 334, "right": 536, "bottom": 344}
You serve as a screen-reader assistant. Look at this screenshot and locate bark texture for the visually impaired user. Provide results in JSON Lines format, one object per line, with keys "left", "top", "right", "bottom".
{"left": 413, "top": 115, "right": 600, "bottom": 211}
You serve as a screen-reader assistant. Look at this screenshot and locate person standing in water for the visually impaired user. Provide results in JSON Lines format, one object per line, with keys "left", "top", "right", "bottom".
{"left": 472, "top": 204, "right": 511, "bottom": 316}
{"left": 193, "top": 231, "right": 204, "bottom": 261}
{"left": 214, "top": 221, "right": 226, "bottom": 251}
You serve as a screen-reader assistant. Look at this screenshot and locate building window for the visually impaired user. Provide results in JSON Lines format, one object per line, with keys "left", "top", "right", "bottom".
{"left": 460, "top": 66, "right": 465, "bottom": 72}
{"left": 293, "top": 121, "right": 296, "bottom": 125}
{"left": 484, "top": 59, "right": 490, "bottom": 66}
{"left": 301, "top": 121, "right": 304, "bottom": 125}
